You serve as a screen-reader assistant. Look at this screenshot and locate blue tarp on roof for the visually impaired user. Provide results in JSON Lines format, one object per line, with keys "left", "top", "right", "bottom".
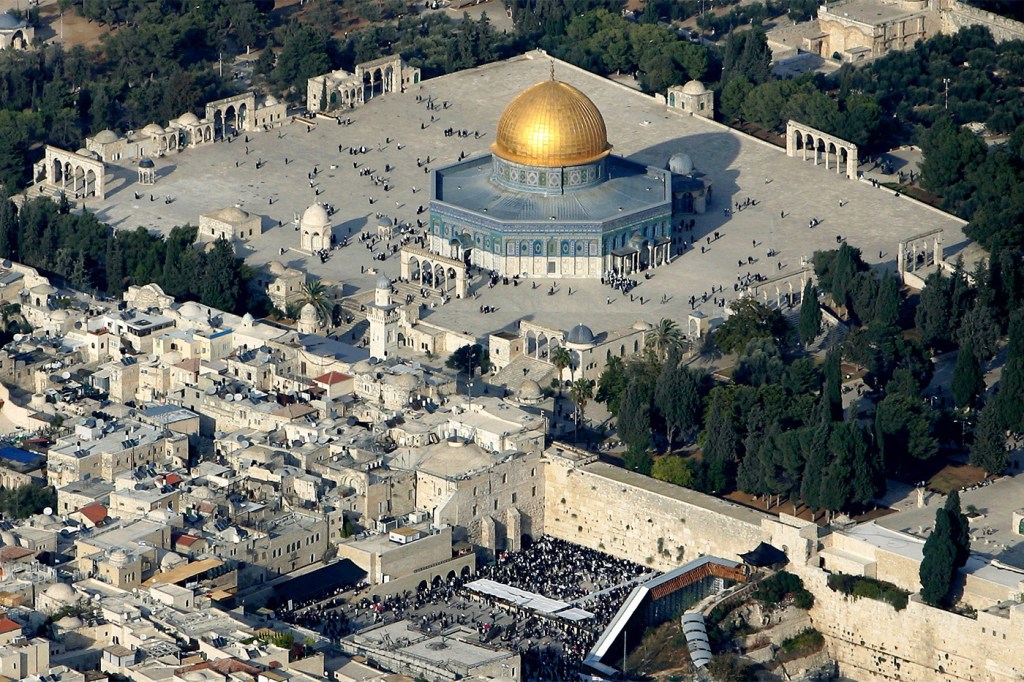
{"left": 0, "top": 447, "right": 43, "bottom": 465}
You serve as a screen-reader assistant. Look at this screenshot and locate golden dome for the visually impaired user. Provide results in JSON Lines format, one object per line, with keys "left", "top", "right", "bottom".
{"left": 491, "top": 78, "right": 611, "bottom": 168}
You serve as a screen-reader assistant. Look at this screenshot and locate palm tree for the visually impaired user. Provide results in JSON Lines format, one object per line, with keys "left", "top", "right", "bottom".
{"left": 569, "top": 378, "right": 594, "bottom": 442}
{"left": 299, "top": 279, "right": 332, "bottom": 329}
{"left": 645, "top": 318, "right": 683, "bottom": 362}
{"left": 550, "top": 345, "right": 572, "bottom": 394}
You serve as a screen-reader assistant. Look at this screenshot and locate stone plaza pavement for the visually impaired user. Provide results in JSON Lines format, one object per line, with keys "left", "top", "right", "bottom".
{"left": 86, "top": 50, "right": 969, "bottom": 339}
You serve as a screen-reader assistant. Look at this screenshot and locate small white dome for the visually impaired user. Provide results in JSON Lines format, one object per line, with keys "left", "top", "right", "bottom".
{"left": 160, "top": 551, "right": 185, "bottom": 570}
{"left": 633, "top": 320, "right": 654, "bottom": 331}
{"left": 299, "top": 303, "right": 318, "bottom": 322}
{"left": 163, "top": 350, "right": 183, "bottom": 366}
{"left": 264, "top": 95, "right": 278, "bottom": 107}
{"left": 376, "top": 275, "right": 391, "bottom": 290}
{"left": 301, "top": 203, "right": 330, "bottom": 227}
{"left": 178, "top": 301, "right": 205, "bottom": 319}
{"left": 94, "top": 129, "right": 119, "bottom": 144}
{"left": 45, "top": 583, "right": 76, "bottom": 603}
{"left": 681, "top": 79, "right": 707, "bottom": 95}
{"left": 177, "top": 112, "right": 200, "bottom": 126}
{"left": 242, "top": 312, "right": 255, "bottom": 326}
{"left": 142, "top": 123, "right": 165, "bottom": 137}
{"left": 668, "top": 152, "right": 694, "bottom": 175}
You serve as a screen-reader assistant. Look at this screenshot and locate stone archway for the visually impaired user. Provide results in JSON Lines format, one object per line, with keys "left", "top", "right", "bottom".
{"left": 786, "top": 120, "right": 858, "bottom": 179}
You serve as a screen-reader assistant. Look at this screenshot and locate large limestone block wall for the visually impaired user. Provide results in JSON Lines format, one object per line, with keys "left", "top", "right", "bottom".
{"left": 942, "top": 1, "right": 1024, "bottom": 42}
{"left": 799, "top": 567, "right": 1024, "bottom": 682}
{"left": 543, "top": 460, "right": 764, "bottom": 571}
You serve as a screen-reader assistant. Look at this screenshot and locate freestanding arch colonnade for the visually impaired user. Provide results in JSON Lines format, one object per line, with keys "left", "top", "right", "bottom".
{"left": 898, "top": 229, "right": 943, "bottom": 283}
{"left": 400, "top": 246, "right": 469, "bottom": 299}
{"left": 38, "top": 145, "right": 106, "bottom": 200}
{"left": 786, "top": 121, "right": 859, "bottom": 180}
{"left": 206, "top": 93, "right": 257, "bottom": 140}
{"left": 746, "top": 267, "right": 814, "bottom": 311}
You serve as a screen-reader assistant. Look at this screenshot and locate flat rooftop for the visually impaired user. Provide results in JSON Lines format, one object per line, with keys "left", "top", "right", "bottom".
{"left": 348, "top": 620, "right": 511, "bottom": 667}
{"left": 821, "top": 0, "right": 931, "bottom": 25}
{"left": 434, "top": 154, "right": 669, "bottom": 224}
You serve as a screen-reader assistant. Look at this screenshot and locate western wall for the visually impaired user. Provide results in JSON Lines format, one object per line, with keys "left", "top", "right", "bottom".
{"left": 540, "top": 450, "right": 1024, "bottom": 680}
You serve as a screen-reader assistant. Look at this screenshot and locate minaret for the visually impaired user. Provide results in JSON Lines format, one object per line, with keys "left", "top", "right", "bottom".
{"left": 367, "top": 275, "right": 399, "bottom": 360}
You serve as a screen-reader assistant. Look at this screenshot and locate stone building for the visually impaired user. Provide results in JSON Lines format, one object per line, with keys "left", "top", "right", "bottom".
{"left": 0, "top": 13, "right": 32, "bottom": 50}
{"left": 427, "top": 74, "right": 675, "bottom": 278}
{"left": 306, "top": 55, "right": 421, "bottom": 113}
{"left": 198, "top": 206, "right": 262, "bottom": 242}
{"left": 667, "top": 80, "right": 714, "bottom": 118}
{"left": 298, "top": 203, "right": 331, "bottom": 253}
{"left": 807, "top": 0, "right": 1024, "bottom": 63}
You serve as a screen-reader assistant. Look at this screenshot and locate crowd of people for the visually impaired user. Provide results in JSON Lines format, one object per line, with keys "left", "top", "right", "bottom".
{"left": 271, "top": 535, "right": 655, "bottom": 681}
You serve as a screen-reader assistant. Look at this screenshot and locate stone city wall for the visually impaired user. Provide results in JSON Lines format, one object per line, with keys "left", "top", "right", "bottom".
{"left": 787, "top": 563, "right": 1024, "bottom": 682}
{"left": 942, "top": 1, "right": 1024, "bottom": 42}
{"left": 542, "top": 459, "right": 764, "bottom": 571}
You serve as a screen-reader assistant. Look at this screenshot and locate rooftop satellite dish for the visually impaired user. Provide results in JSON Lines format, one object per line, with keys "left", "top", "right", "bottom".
{"left": 61, "top": 371, "right": 71, "bottom": 380}
{"left": 234, "top": 393, "right": 243, "bottom": 401}
{"left": 43, "top": 507, "right": 53, "bottom": 516}
{"left": 12, "top": 334, "right": 23, "bottom": 342}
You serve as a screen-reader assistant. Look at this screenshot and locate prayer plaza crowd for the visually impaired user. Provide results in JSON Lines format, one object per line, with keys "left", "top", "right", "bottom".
{"left": 272, "top": 535, "right": 657, "bottom": 680}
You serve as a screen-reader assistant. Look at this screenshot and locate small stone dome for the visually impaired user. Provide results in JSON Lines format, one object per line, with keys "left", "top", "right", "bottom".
{"left": 177, "top": 112, "right": 200, "bottom": 126}
{"left": 566, "top": 323, "right": 595, "bottom": 346}
{"left": 178, "top": 301, "right": 205, "bottom": 319}
{"left": 518, "top": 379, "right": 542, "bottom": 401}
{"left": 391, "top": 373, "right": 418, "bottom": 389}
{"left": 242, "top": 312, "right": 255, "bottom": 326}
{"left": 352, "top": 359, "right": 374, "bottom": 375}
{"left": 142, "top": 123, "right": 165, "bottom": 137}
{"left": 301, "top": 203, "right": 330, "bottom": 227}
{"left": 163, "top": 350, "right": 183, "bottom": 366}
{"left": 108, "top": 548, "right": 131, "bottom": 567}
{"left": 94, "top": 129, "right": 119, "bottom": 144}
{"left": 138, "top": 157, "right": 155, "bottom": 169}
{"left": 160, "top": 551, "right": 185, "bottom": 570}
{"left": 376, "top": 275, "right": 391, "bottom": 290}
{"left": 632, "top": 320, "right": 654, "bottom": 331}
{"left": 299, "top": 303, "right": 318, "bottom": 322}
{"left": 264, "top": 95, "right": 278, "bottom": 107}
{"left": 45, "top": 583, "right": 76, "bottom": 603}
{"left": 56, "top": 615, "right": 83, "bottom": 630}
{"left": 681, "top": 79, "right": 707, "bottom": 95}
{"left": 213, "top": 206, "right": 250, "bottom": 223}
{"left": 75, "top": 148, "right": 99, "bottom": 160}
{"left": 668, "top": 152, "right": 694, "bottom": 175}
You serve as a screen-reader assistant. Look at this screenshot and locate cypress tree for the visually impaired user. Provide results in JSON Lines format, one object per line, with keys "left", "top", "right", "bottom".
{"left": 797, "top": 279, "right": 821, "bottom": 347}
{"left": 950, "top": 342, "right": 985, "bottom": 408}
{"left": 944, "top": 490, "right": 971, "bottom": 569}
{"left": 970, "top": 400, "right": 1008, "bottom": 476}
{"left": 920, "top": 509, "right": 958, "bottom": 606}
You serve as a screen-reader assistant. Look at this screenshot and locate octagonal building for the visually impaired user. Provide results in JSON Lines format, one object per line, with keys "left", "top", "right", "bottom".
{"left": 428, "top": 73, "right": 674, "bottom": 278}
